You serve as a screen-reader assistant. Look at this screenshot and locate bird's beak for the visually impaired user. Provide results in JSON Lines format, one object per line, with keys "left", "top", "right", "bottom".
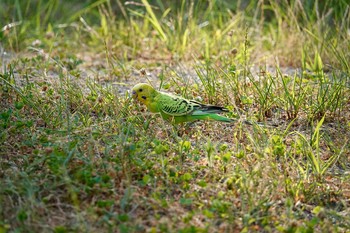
{"left": 132, "top": 90, "right": 137, "bottom": 99}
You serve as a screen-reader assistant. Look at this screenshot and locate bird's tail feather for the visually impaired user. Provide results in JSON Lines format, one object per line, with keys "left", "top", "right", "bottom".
{"left": 191, "top": 114, "right": 235, "bottom": 122}
{"left": 202, "top": 105, "right": 229, "bottom": 113}
{"left": 209, "top": 114, "right": 236, "bottom": 122}
{"left": 193, "top": 105, "right": 229, "bottom": 115}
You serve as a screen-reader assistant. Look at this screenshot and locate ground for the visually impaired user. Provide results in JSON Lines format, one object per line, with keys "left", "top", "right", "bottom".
{"left": 0, "top": 1, "right": 350, "bottom": 232}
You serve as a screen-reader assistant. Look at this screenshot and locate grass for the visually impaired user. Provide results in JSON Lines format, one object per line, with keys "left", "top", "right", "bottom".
{"left": 1, "top": 0, "right": 350, "bottom": 232}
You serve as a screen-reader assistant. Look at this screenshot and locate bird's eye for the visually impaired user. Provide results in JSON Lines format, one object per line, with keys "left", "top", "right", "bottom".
{"left": 139, "top": 88, "right": 143, "bottom": 92}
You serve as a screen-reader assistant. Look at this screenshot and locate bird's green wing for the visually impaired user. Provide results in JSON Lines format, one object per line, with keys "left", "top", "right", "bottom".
{"left": 157, "top": 93, "right": 197, "bottom": 116}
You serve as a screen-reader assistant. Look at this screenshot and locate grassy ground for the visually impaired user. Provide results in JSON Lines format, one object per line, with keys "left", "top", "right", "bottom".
{"left": 1, "top": 0, "right": 350, "bottom": 232}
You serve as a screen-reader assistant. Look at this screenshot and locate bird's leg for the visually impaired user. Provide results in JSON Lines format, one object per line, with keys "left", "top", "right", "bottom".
{"left": 171, "top": 124, "right": 183, "bottom": 140}
{"left": 176, "top": 120, "right": 199, "bottom": 136}
{"left": 184, "top": 120, "right": 199, "bottom": 130}
{"left": 159, "top": 118, "right": 181, "bottom": 142}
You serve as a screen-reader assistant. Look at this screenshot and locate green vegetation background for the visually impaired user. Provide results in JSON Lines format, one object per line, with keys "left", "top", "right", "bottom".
{"left": 1, "top": 0, "right": 349, "bottom": 232}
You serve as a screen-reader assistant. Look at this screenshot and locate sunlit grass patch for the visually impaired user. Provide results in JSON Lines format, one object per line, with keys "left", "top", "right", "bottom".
{"left": 1, "top": 0, "right": 350, "bottom": 232}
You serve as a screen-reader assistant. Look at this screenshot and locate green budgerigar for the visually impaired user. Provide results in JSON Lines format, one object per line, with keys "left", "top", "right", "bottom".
{"left": 131, "top": 83, "right": 237, "bottom": 124}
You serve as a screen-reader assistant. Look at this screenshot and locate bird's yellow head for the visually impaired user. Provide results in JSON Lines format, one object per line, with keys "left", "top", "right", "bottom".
{"left": 131, "top": 83, "right": 156, "bottom": 106}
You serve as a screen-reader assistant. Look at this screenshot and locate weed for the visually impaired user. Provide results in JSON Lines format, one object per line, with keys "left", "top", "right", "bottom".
{"left": 1, "top": 0, "right": 349, "bottom": 232}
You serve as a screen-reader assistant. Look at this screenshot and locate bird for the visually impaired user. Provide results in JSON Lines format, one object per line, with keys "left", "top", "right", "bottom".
{"left": 131, "top": 83, "right": 240, "bottom": 124}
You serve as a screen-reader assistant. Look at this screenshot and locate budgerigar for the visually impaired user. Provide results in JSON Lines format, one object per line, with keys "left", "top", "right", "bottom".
{"left": 131, "top": 83, "right": 238, "bottom": 124}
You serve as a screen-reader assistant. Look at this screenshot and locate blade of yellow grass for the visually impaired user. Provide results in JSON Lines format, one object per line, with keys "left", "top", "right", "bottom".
{"left": 141, "top": 0, "right": 167, "bottom": 42}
